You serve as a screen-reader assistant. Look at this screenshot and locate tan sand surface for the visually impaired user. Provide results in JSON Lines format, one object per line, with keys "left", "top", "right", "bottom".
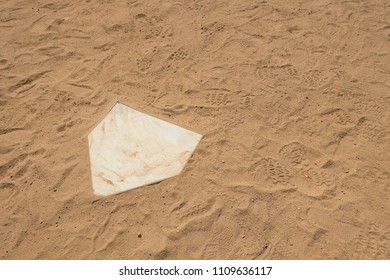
{"left": 0, "top": 0, "right": 389, "bottom": 259}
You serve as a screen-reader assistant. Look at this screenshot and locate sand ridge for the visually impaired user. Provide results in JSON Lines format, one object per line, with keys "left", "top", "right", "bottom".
{"left": 0, "top": 0, "right": 389, "bottom": 259}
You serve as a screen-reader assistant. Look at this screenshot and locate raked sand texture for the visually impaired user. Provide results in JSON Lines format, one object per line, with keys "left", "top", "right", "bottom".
{"left": 0, "top": 0, "right": 389, "bottom": 259}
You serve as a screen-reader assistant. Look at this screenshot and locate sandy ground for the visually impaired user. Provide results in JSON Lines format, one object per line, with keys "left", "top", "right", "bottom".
{"left": 1, "top": 0, "right": 390, "bottom": 260}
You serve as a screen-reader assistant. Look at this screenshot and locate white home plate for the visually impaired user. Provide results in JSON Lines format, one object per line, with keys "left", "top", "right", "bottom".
{"left": 88, "top": 102, "right": 202, "bottom": 196}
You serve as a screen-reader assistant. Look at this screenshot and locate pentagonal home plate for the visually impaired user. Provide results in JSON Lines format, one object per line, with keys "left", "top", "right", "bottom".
{"left": 88, "top": 102, "right": 202, "bottom": 196}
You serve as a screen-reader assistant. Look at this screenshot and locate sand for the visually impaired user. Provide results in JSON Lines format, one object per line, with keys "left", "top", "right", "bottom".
{"left": 0, "top": 0, "right": 389, "bottom": 260}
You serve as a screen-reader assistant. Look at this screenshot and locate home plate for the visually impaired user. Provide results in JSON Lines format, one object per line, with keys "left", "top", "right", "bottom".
{"left": 88, "top": 102, "right": 202, "bottom": 196}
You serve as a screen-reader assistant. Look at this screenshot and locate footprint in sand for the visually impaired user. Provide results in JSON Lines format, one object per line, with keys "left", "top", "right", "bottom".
{"left": 251, "top": 142, "right": 335, "bottom": 197}
{"left": 300, "top": 69, "right": 330, "bottom": 88}
{"left": 279, "top": 142, "right": 335, "bottom": 196}
{"left": 201, "top": 225, "right": 237, "bottom": 259}
{"left": 220, "top": 116, "right": 244, "bottom": 130}
{"left": 239, "top": 94, "right": 256, "bottom": 108}
{"left": 164, "top": 48, "right": 190, "bottom": 71}
{"left": 258, "top": 225, "right": 315, "bottom": 260}
{"left": 250, "top": 158, "right": 294, "bottom": 189}
{"left": 200, "top": 21, "right": 225, "bottom": 37}
{"left": 351, "top": 224, "right": 390, "bottom": 260}
{"left": 136, "top": 57, "right": 152, "bottom": 72}
{"left": 279, "top": 142, "right": 309, "bottom": 165}
{"left": 199, "top": 21, "right": 230, "bottom": 49}
{"left": 134, "top": 46, "right": 164, "bottom": 73}
{"left": 134, "top": 14, "right": 165, "bottom": 40}
{"left": 294, "top": 115, "right": 334, "bottom": 138}
{"left": 354, "top": 117, "right": 388, "bottom": 143}
{"left": 256, "top": 65, "right": 298, "bottom": 82}
{"left": 301, "top": 168, "right": 334, "bottom": 196}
